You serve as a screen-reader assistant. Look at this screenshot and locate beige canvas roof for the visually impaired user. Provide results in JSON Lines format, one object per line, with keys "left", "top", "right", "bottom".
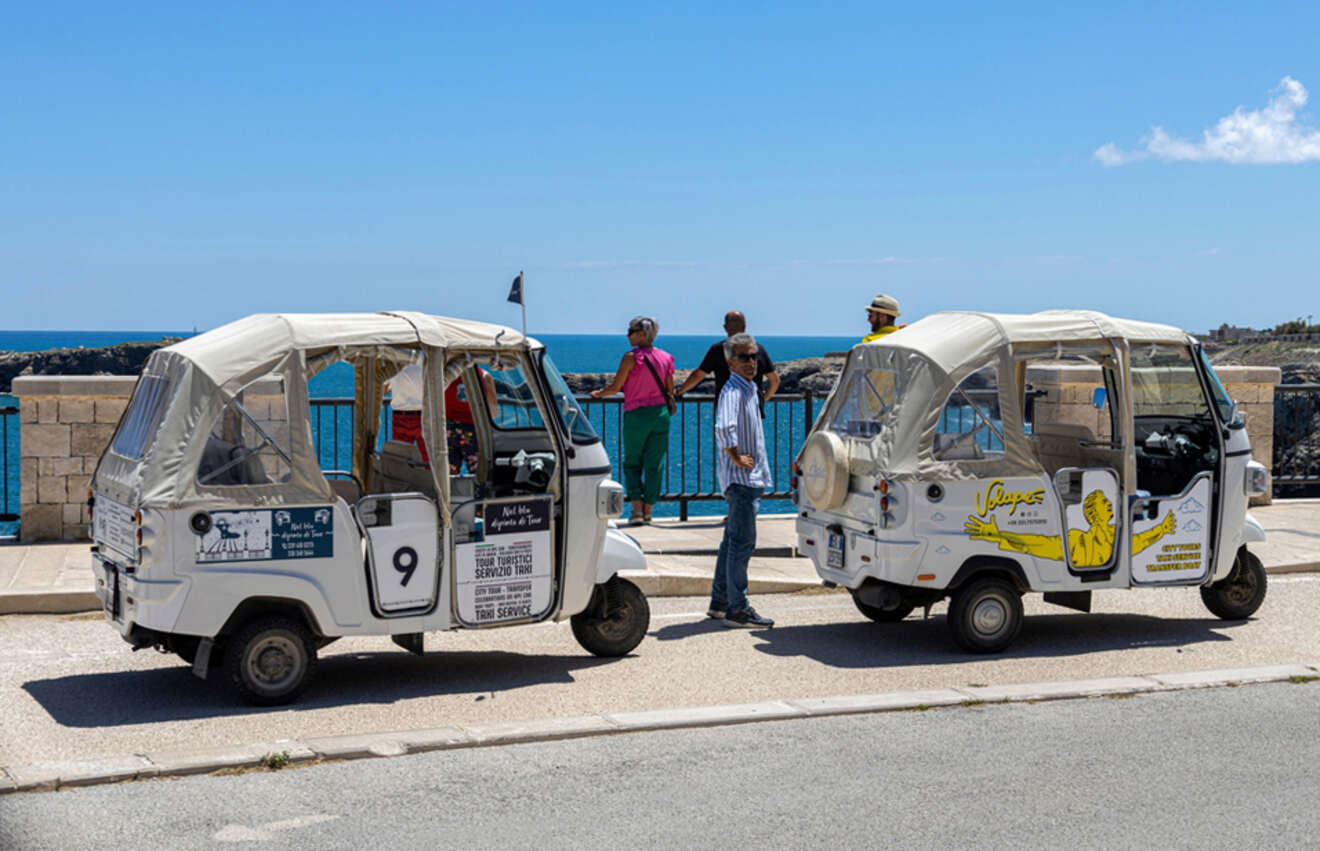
{"left": 866, "top": 310, "right": 1193, "bottom": 373}
{"left": 167, "top": 311, "right": 529, "bottom": 389}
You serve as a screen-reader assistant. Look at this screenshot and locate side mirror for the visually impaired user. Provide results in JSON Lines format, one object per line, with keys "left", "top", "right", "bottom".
{"left": 1091, "top": 387, "right": 1107, "bottom": 410}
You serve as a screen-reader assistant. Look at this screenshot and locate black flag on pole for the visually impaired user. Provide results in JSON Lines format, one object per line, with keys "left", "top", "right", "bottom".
{"left": 507, "top": 273, "right": 523, "bottom": 305}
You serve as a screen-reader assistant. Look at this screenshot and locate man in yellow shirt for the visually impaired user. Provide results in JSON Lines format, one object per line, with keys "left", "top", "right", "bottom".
{"left": 862, "top": 293, "right": 902, "bottom": 342}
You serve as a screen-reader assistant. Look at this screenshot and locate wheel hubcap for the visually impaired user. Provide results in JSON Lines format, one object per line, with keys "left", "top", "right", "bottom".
{"left": 971, "top": 597, "right": 1008, "bottom": 636}
{"left": 247, "top": 635, "right": 301, "bottom": 690}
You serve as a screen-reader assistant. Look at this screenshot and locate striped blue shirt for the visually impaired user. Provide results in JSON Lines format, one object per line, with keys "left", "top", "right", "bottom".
{"left": 715, "top": 372, "right": 773, "bottom": 492}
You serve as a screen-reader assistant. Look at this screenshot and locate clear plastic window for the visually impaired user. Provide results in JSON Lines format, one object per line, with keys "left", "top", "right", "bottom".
{"left": 486, "top": 364, "right": 546, "bottom": 431}
{"left": 540, "top": 353, "right": 599, "bottom": 444}
{"left": 1131, "top": 345, "right": 1213, "bottom": 420}
{"left": 197, "top": 375, "right": 293, "bottom": 486}
{"left": 933, "top": 365, "right": 1004, "bottom": 460}
{"left": 829, "top": 368, "right": 899, "bottom": 439}
{"left": 111, "top": 375, "right": 174, "bottom": 460}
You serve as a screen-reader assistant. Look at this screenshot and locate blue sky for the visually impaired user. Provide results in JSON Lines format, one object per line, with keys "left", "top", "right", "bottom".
{"left": 3, "top": 2, "right": 1318, "bottom": 336}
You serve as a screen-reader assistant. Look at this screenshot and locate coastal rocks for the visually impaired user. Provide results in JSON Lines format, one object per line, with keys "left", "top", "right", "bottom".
{"left": 0, "top": 339, "right": 178, "bottom": 393}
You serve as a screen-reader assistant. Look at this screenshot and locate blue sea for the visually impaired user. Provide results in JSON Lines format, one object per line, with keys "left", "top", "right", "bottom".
{"left": 2, "top": 330, "right": 856, "bottom": 533}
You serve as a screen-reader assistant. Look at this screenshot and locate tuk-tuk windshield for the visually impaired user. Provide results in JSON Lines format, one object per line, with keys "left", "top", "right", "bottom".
{"left": 539, "top": 352, "right": 600, "bottom": 444}
{"left": 1198, "top": 348, "right": 1242, "bottom": 425}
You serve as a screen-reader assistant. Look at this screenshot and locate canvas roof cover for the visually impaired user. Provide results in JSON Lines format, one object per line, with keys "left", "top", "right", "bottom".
{"left": 93, "top": 312, "right": 533, "bottom": 512}
{"left": 818, "top": 310, "right": 1196, "bottom": 482}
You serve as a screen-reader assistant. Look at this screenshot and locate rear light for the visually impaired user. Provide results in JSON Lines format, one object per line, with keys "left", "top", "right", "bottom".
{"left": 880, "top": 496, "right": 889, "bottom": 512}
{"left": 878, "top": 479, "right": 889, "bottom": 495}
{"left": 804, "top": 539, "right": 815, "bottom": 547}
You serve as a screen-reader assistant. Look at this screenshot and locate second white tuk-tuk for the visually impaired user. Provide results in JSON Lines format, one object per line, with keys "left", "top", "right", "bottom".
{"left": 796, "top": 310, "right": 1270, "bottom": 653}
{"left": 90, "top": 312, "right": 650, "bottom": 704}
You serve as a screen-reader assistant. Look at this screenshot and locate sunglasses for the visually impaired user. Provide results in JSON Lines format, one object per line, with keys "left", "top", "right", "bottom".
{"left": 730, "top": 352, "right": 757, "bottom": 362}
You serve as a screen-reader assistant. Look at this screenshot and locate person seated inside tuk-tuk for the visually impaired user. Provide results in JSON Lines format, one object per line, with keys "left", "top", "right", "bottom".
{"left": 384, "top": 362, "right": 498, "bottom": 475}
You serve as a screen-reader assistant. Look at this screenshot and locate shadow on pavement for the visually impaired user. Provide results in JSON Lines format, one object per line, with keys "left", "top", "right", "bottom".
{"left": 651, "top": 619, "right": 730, "bottom": 641}
{"left": 746, "top": 612, "right": 1247, "bottom": 667}
{"left": 22, "top": 649, "right": 615, "bottom": 727}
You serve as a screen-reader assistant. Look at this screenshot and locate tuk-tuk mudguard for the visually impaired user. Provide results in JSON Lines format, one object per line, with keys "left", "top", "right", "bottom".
{"left": 596, "top": 526, "right": 646, "bottom": 585}
{"left": 1241, "top": 512, "right": 1266, "bottom": 544}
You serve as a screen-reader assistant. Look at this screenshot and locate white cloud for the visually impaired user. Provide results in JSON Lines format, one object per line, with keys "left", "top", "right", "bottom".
{"left": 1094, "top": 77, "right": 1320, "bottom": 166}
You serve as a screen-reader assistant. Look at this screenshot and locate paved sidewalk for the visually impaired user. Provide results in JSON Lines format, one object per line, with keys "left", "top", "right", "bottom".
{"left": 3, "top": 502, "right": 1319, "bottom": 614}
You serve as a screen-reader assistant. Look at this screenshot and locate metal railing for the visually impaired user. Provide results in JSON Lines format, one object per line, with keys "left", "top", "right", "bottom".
{"left": 1273, "top": 383, "right": 1320, "bottom": 496}
{"left": 1, "top": 403, "right": 18, "bottom": 536}
{"left": 306, "top": 394, "right": 817, "bottom": 518}
{"left": 577, "top": 393, "right": 817, "bottom": 519}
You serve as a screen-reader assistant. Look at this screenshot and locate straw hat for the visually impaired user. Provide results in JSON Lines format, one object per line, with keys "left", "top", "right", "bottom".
{"left": 866, "top": 293, "right": 900, "bottom": 317}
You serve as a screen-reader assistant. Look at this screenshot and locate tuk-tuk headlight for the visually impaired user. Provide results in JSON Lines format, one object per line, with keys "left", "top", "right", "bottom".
{"left": 1245, "top": 462, "right": 1268, "bottom": 497}
{"left": 598, "top": 480, "right": 625, "bottom": 518}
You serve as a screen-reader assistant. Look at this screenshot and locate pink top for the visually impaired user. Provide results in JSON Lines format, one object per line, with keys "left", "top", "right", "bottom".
{"left": 622, "top": 346, "right": 675, "bottom": 412}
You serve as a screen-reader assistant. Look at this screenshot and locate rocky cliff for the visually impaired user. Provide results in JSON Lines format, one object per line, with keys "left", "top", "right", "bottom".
{"left": 0, "top": 339, "right": 179, "bottom": 393}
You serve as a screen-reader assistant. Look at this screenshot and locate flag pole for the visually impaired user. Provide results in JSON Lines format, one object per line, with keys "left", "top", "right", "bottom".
{"left": 520, "top": 269, "right": 526, "bottom": 336}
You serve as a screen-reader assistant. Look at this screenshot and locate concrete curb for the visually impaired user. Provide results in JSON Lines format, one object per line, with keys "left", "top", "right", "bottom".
{"left": 0, "top": 590, "right": 101, "bottom": 616}
{"left": 2, "top": 662, "right": 1315, "bottom": 795}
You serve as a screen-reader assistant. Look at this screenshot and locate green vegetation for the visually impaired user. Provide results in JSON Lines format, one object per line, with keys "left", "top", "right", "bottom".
{"left": 260, "top": 750, "right": 292, "bottom": 770}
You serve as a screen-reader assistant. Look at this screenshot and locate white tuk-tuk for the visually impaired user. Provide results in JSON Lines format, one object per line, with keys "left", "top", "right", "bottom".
{"left": 796, "top": 310, "right": 1270, "bottom": 653}
{"left": 90, "top": 312, "right": 649, "bottom": 704}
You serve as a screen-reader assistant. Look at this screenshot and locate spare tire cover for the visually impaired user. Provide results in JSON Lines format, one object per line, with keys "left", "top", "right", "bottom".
{"left": 800, "top": 431, "right": 849, "bottom": 511}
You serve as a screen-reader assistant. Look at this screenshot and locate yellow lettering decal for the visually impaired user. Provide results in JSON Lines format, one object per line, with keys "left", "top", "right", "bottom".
{"left": 974, "top": 479, "right": 1046, "bottom": 517}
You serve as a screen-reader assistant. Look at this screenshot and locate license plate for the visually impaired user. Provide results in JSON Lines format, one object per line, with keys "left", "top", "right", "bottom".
{"left": 826, "top": 533, "right": 845, "bottom": 570}
{"left": 102, "top": 563, "right": 120, "bottom": 620}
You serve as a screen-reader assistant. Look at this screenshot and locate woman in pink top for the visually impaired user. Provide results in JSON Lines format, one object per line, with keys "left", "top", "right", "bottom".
{"left": 591, "top": 315, "right": 676, "bottom": 524}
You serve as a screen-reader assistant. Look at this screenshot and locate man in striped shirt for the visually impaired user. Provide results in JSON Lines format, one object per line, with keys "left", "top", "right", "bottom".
{"left": 709, "top": 333, "right": 775, "bottom": 628}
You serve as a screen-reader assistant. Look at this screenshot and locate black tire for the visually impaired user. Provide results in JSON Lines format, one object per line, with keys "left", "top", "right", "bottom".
{"left": 1201, "top": 548, "right": 1267, "bottom": 620}
{"left": 225, "top": 616, "right": 318, "bottom": 706}
{"left": 948, "top": 576, "right": 1023, "bottom": 653}
{"left": 851, "top": 593, "right": 915, "bottom": 623}
{"left": 571, "top": 576, "right": 650, "bottom": 657}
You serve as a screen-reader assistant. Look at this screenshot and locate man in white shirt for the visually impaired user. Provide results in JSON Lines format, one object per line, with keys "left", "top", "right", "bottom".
{"left": 708, "top": 333, "right": 774, "bottom": 629}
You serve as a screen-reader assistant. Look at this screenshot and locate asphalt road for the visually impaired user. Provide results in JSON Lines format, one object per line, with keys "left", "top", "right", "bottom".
{"left": 2, "top": 682, "right": 1318, "bottom": 849}
{"left": 1, "top": 576, "right": 1318, "bottom": 768}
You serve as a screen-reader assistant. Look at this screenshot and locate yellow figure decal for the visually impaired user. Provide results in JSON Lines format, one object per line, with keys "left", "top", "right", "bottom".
{"left": 964, "top": 489, "right": 1176, "bottom": 567}
{"left": 974, "top": 479, "right": 1046, "bottom": 517}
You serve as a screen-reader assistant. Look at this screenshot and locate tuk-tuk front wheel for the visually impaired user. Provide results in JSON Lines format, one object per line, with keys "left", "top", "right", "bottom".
{"left": 948, "top": 577, "right": 1023, "bottom": 653}
{"left": 571, "top": 576, "right": 650, "bottom": 658}
{"left": 225, "top": 616, "right": 318, "bottom": 706}
{"left": 1201, "top": 548, "right": 1267, "bottom": 620}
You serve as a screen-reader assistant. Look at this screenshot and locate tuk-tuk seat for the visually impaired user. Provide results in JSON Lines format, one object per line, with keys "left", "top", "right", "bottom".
{"left": 372, "top": 440, "right": 436, "bottom": 496}
{"left": 1029, "top": 422, "right": 1095, "bottom": 476}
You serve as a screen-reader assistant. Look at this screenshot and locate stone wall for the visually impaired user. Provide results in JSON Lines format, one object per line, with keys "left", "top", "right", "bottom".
{"left": 1026, "top": 364, "right": 1280, "bottom": 505}
{"left": 13, "top": 376, "right": 294, "bottom": 541}
{"left": 13, "top": 376, "right": 136, "bottom": 541}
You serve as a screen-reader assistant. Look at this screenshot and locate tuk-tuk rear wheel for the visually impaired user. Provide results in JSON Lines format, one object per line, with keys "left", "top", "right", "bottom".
{"left": 225, "top": 615, "right": 318, "bottom": 706}
{"left": 948, "top": 577, "right": 1023, "bottom": 653}
{"left": 571, "top": 576, "right": 650, "bottom": 658}
{"left": 1200, "top": 548, "right": 1267, "bottom": 620}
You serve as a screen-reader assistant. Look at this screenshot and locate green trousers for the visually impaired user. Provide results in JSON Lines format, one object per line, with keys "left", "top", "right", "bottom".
{"left": 623, "top": 404, "right": 671, "bottom": 504}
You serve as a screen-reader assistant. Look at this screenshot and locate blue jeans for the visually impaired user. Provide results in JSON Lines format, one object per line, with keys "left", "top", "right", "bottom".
{"left": 710, "top": 483, "right": 763, "bottom": 614}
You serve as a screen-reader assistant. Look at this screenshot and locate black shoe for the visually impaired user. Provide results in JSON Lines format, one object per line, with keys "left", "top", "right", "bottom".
{"left": 723, "top": 607, "right": 773, "bottom": 628}
{"left": 706, "top": 605, "right": 726, "bottom": 620}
